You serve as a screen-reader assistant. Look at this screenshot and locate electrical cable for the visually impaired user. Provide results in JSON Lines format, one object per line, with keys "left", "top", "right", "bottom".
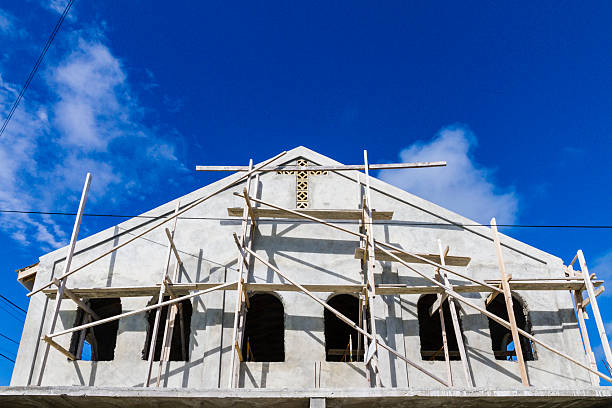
{"left": 0, "top": 208, "right": 610, "bottom": 228}
{"left": 0, "top": 0, "right": 76, "bottom": 138}
{"left": 0, "top": 295, "right": 26, "bottom": 314}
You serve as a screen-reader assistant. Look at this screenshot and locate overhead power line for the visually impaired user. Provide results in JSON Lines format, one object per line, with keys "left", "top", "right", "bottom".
{"left": 0, "top": 208, "right": 610, "bottom": 229}
{"left": 0, "top": 353, "right": 15, "bottom": 364}
{"left": 0, "top": 333, "right": 19, "bottom": 345}
{"left": 0, "top": 0, "right": 76, "bottom": 138}
{"left": 0, "top": 294, "right": 26, "bottom": 314}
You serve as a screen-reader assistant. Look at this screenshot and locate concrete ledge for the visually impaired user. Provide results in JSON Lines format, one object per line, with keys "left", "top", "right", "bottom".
{"left": 0, "top": 386, "right": 611, "bottom": 407}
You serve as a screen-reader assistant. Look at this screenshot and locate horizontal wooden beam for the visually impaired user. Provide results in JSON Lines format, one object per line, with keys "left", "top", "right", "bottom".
{"left": 228, "top": 207, "right": 394, "bottom": 220}
{"left": 582, "top": 286, "right": 606, "bottom": 309}
{"left": 44, "top": 279, "right": 603, "bottom": 299}
{"left": 354, "top": 248, "right": 471, "bottom": 266}
{"left": 197, "top": 161, "right": 446, "bottom": 172}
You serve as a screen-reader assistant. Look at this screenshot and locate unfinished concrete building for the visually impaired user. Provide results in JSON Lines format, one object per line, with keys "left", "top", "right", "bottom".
{"left": 4, "top": 146, "right": 612, "bottom": 406}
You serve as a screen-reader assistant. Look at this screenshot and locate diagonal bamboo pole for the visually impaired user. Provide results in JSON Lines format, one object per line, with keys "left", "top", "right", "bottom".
{"left": 28, "top": 151, "right": 287, "bottom": 298}
{"left": 233, "top": 233, "right": 449, "bottom": 387}
{"left": 37, "top": 173, "right": 91, "bottom": 385}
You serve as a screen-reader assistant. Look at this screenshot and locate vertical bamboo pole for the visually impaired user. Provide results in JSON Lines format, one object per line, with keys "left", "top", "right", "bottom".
{"left": 144, "top": 202, "right": 180, "bottom": 387}
{"left": 437, "top": 291, "right": 452, "bottom": 385}
{"left": 228, "top": 159, "right": 254, "bottom": 388}
{"left": 37, "top": 173, "right": 92, "bottom": 385}
{"left": 491, "top": 218, "right": 529, "bottom": 386}
{"left": 578, "top": 250, "right": 612, "bottom": 371}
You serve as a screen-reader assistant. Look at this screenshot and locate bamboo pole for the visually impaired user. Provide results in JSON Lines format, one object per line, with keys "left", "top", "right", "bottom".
{"left": 578, "top": 250, "right": 612, "bottom": 370}
{"left": 491, "top": 218, "right": 529, "bottom": 386}
{"left": 438, "top": 240, "right": 473, "bottom": 387}
{"left": 37, "top": 173, "right": 91, "bottom": 385}
{"left": 196, "top": 161, "right": 447, "bottom": 172}
{"left": 28, "top": 151, "right": 287, "bottom": 298}
{"left": 234, "top": 235, "right": 449, "bottom": 386}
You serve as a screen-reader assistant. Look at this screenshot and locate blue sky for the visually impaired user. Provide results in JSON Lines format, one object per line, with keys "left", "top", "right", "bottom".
{"left": 0, "top": 1, "right": 611, "bottom": 386}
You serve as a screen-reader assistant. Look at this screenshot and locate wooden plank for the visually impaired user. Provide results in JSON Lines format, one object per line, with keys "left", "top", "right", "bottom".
{"left": 241, "top": 187, "right": 257, "bottom": 227}
{"left": 228, "top": 207, "right": 394, "bottom": 220}
{"left": 354, "top": 248, "right": 470, "bottom": 266}
{"left": 196, "top": 161, "right": 447, "bottom": 172}
{"left": 578, "top": 250, "right": 612, "bottom": 371}
{"left": 37, "top": 173, "right": 91, "bottom": 385}
{"left": 491, "top": 218, "right": 529, "bottom": 386}
{"left": 43, "top": 279, "right": 604, "bottom": 299}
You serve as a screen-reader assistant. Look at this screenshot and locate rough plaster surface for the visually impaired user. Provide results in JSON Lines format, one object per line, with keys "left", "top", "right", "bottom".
{"left": 10, "top": 146, "right": 595, "bottom": 392}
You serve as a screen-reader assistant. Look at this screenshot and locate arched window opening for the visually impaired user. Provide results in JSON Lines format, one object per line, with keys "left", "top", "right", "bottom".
{"left": 70, "top": 298, "right": 121, "bottom": 361}
{"left": 242, "top": 293, "right": 285, "bottom": 362}
{"left": 142, "top": 297, "right": 193, "bottom": 361}
{"left": 486, "top": 294, "right": 536, "bottom": 361}
{"left": 324, "top": 294, "right": 367, "bottom": 362}
{"left": 417, "top": 294, "right": 462, "bottom": 361}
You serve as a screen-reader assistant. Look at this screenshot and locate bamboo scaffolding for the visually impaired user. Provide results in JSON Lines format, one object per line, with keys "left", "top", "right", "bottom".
{"left": 234, "top": 193, "right": 612, "bottom": 384}
{"left": 37, "top": 173, "right": 91, "bottom": 385}
{"left": 233, "top": 233, "right": 449, "bottom": 387}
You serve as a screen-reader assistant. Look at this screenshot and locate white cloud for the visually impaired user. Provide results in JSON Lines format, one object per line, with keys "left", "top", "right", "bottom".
{"left": 0, "top": 27, "right": 184, "bottom": 250}
{"left": 0, "top": 9, "right": 14, "bottom": 34}
{"left": 379, "top": 126, "right": 519, "bottom": 224}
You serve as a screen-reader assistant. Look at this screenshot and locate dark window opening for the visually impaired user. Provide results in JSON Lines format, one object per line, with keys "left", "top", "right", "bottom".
{"left": 486, "top": 294, "right": 536, "bottom": 361}
{"left": 242, "top": 293, "right": 284, "bottom": 362}
{"left": 142, "top": 297, "right": 192, "bottom": 361}
{"left": 417, "top": 294, "right": 462, "bottom": 361}
{"left": 324, "top": 294, "right": 367, "bottom": 362}
{"left": 69, "top": 298, "right": 121, "bottom": 361}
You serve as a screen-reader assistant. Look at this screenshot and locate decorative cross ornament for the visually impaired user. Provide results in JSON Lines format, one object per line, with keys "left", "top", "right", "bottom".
{"left": 277, "top": 159, "right": 328, "bottom": 208}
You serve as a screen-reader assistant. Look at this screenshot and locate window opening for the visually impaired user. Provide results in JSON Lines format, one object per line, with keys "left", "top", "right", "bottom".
{"left": 324, "top": 294, "right": 366, "bottom": 362}
{"left": 142, "top": 297, "right": 193, "bottom": 361}
{"left": 242, "top": 293, "right": 285, "bottom": 362}
{"left": 486, "top": 294, "right": 536, "bottom": 361}
{"left": 417, "top": 294, "right": 462, "bottom": 361}
{"left": 69, "top": 297, "right": 121, "bottom": 361}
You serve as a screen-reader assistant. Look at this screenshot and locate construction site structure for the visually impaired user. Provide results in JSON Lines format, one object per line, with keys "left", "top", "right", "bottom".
{"left": 3, "top": 146, "right": 612, "bottom": 407}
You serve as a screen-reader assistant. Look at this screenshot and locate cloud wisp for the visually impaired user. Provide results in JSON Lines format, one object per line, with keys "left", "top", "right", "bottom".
{"left": 378, "top": 126, "right": 519, "bottom": 224}
{"left": 0, "top": 24, "right": 184, "bottom": 250}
